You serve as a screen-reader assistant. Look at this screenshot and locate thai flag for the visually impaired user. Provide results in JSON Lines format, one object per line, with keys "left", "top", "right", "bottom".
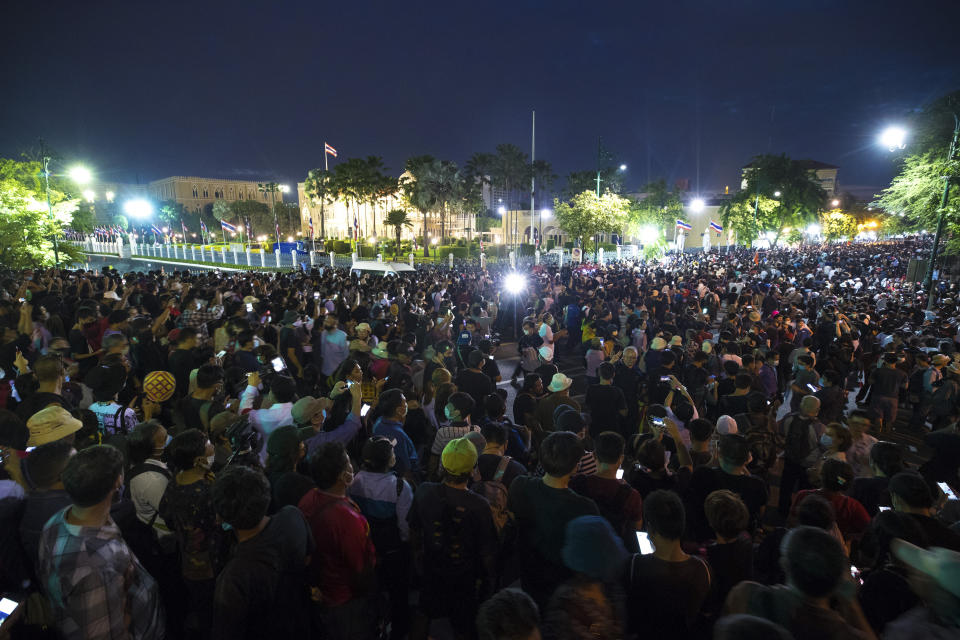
{"left": 709, "top": 221, "right": 723, "bottom": 233}
{"left": 200, "top": 220, "right": 208, "bottom": 235}
{"left": 676, "top": 219, "right": 692, "bottom": 231}
{"left": 221, "top": 220, "right": 238, "bottom": 233}
{"left": 324, "top": 142, "right": 337, "bottom": 157}
{"left": 354, "top": 215, "right": 359, "bottom": 240}
{"left": 308, "top": 212, "right": 314, "bottom": 238}
{"left": 151, "top": 224, "right": 164, "bottom": 236}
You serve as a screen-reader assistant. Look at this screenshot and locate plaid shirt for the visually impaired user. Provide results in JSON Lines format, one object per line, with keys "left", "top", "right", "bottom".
{"left": 180, "top": 305, "right": 224, "bottom": 330}
{"left": 39, "top": 507, "right": 165, "bottom": 640}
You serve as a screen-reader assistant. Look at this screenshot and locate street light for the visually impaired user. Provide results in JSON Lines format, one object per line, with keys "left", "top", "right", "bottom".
{"left": 639, "top": 225, "right": 659, "bottom": 246}
{"left": 68, "top": 166, "right": 92, "bottom": 184}
{"left": 806, "top": 224, "right": 821, "bottom": 236}
{"left": 504, "top": 272, "right": 526, "bottom": 340}
{"left": 82, "top": 190, "right": 96, "bottom": 203}
{"left": 831, "top": 199, "right": 840, "bottom": 208}
{"left": 879, "top": 126, "right": 907, "bottom": 151}
{"left": 689, "top": 198, "right": 705, "bottom": 213}
{"left": 123, "top": 199, "right": 153, "bottom": 219}
{"left": 105, "top": 191, "right": 115, "bottom": 202}
{"left": 773, "top": 191, "right": 781, "bottom": 197}
{"left": 881, "top": 117, "right": 960, "bottom": 309}
{"left": 498, "top": 206, "right": 506, "bottom": 215}
{"left": 619, "top": 164, "right": 627, "bottom": 171}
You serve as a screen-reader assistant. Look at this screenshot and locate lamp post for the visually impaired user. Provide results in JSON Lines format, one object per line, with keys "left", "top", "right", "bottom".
{"left": 593, "top": 137, "right": 626, "bottom": 257}
{"left": 43, "top": 162, "right": 92, "bottom": 268}
{"left": 881, "top": 120, "right": 959, "bottom": 310}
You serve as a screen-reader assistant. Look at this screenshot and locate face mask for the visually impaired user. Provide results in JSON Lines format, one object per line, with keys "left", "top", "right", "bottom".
{"left": 165, "top": 434, "right": 173, "bottom": 447}
{"left": 206, "top": 455, "right": 216, "bottom": 467}
{"left": 253, "top": 337, "right": 262, "bottom": 347}
{"left": 820, "top": 434, "right": 833, "bottom": 448}
{"left": 444, "top": 405, "right": 454, "bottom": 421}
{"left": 819, "top": 378, "right": 826, "bottom": 386}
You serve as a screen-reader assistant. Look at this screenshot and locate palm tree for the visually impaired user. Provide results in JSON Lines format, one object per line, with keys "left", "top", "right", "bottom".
{"left": 492, "top": 144, "right": 531, "bottom": 246}
{"left": 384, "top": 208, "right": 413, "bottom": 260}
{"left": 401, "top": 155, "right": 436, "bottom": 256}
{"left": 362, "top": 156, "right": 388, "bottom": 238}
{"left": 332, "top": 159, "right": 369, "bottom": 241}
{"left": 304, "top": 169, "right": 334, "bottom": 240}
{"left": 425, "top": 159, "right": 460, "bottom": 244}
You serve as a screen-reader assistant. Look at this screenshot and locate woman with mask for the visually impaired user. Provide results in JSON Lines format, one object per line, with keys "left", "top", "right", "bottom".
{"left": 159, "top": 429, "right": 225, "bottom": 640}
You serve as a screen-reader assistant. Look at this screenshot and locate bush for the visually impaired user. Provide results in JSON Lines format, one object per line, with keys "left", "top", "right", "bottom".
{"left": 545, "top": 239, "right": 556, "bottom": 250}
{"left": 456, "top": 238, "right": 467, "bottom": 247}
{"left": 438, "top": 246, "right": 469, "bottom": 260}
{"left": 563, "top": 241, "right": 575, "bottom": 249}
{"left": 329, "top": 240, "right": 352, "bottom": 254}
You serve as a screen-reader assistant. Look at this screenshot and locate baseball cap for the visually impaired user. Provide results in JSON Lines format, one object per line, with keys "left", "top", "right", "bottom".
{"left": 266, "top": 425, "right": 302, "bottom": 458}
{"left": 441, "top": 437, "right": 478, "bottom": 475}
{"left": 291, "top": 397, "right": 326, "bottom": 426}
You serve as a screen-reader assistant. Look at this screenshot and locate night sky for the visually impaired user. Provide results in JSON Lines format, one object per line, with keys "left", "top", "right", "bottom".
{"left": 3, "top": 0, "right": 959, "bottom": 199}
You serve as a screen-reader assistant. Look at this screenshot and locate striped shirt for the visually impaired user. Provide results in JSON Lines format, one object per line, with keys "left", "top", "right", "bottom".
{"left": 38, "top": 507, "right": 164, "bottom": 640}
{"left": 431, "top": 423, "right": 481, "bottom": 455}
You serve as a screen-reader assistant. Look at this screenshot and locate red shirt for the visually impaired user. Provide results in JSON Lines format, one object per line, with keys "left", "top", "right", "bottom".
{"left": 790, "top": 489, "right": 871, "bottom": 538}
{"left": 298, "top": 489, "right": 376, "bottom": 606}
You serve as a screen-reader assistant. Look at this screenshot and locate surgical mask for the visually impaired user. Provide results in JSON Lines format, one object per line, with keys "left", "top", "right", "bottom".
{"left": 819, "top": 378, "right": 826, "bottom": 386}
{"left": 444, "top": 405, "right": 454, "bottom": 421}
{"left": 206, "top": 455, "right": 216, "bottom": 467}
{"left": 253, "top": 337, "right": 262, "bottom": 348}
{"left": 820, "top": 434, "right": 833, "bottom": 448}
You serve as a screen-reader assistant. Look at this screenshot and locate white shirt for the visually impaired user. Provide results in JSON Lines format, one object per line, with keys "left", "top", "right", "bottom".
{"left": 129, "top": 459, "right": 172, "bottom": 537}
{"left": 240, "top": 385, "right": 294, "bottom": 461}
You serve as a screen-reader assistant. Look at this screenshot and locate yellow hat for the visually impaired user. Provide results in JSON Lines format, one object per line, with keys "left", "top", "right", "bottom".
{"left": 441, "top": 437, "right": 478, "bottom": 475}
{"left": 26, "top": 406, "right": 82, "bottom": 447}
{"left": 143, "top": 371, "right": 176, "bottom": 403}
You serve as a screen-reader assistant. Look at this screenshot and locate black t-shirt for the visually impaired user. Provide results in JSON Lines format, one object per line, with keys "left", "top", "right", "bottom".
{"left": 408, "top": 482, "right": 497, "bottom": 579}
{"left": 686, "top": 467, "right": 769, "bottom": 540}
{"left": 278, "top": 327, "right": 303, "bottom": 369}
{"left": 475, "top": 453, "right": 526, "bottom": 489}
{"left": 584, "top": 384, "right": 627, "bottom": 437}
{"left": 168, "top": 348, "right": 200, "bottom": 398}
{"left": 454, "top": 369, "right": 495, "bottom": 422}
{"left": 68, "top": 329, "right": 97, "bottom": 377}
{"left": 858, "top": 566, "right": 919, "bottom": 635}
{"left": 513, "top": 392, "right": 539, "bottom": 427}
{"left": 849, "top": 476, "right": 890, "bottom": 517}
{"left": 180, "top": 396, "right": 226, "bottom": 432}
{"left": 506, "top": 475, "right": 599, "bottom": 607}
{"left": 15, "top": 392, "right": 74, "bottom": 422}
{"left": 235, "top": 350, "right": 260, "bottom": 374}
{"left": 212, "top": 506, "right": 314, "bottom": 640}
{"left": 718, "top": 393, "right": 750, "bottom": 417}
{"left": 624, "top": 553, "right": 712, "bottom": 638}
{"left": 705, "top": 537, "right": 754, "bottom": 613}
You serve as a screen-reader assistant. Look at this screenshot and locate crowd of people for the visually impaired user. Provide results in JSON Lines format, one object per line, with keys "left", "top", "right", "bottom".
{"left": 0, "top": 238, "right": 959, "bottom": 640}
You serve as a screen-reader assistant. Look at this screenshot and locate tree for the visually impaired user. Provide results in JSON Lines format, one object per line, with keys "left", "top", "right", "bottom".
{"left": 821, "top": 210, "right": 857, "bottom": 241}
{"left": 720, "top": 153, "right": 827, "bottom": 246}
{"left": 230, "top": 199, "right": 270, "bottom": 239}
{"left": 401, "top": 155, "right": 437, "bottom": 256}
{"left": 492, "top": 144, "right": 530, "bottom": 244}
{"left": 875, "top": 91, "right": 960, "bottom": 249}
{"left": 553, "top": 191, "right": 630, "bottom": 259}
{"left": 112, "top": 214, "right": 129, "bottom": 231}
{"left": 627, "top": 179, "right": 685, "bottom": 239}
{"left": 384, "top": 209, "right": 413, "bottom": 260}
{"left": 424, "top": 159, "right": 461, "bottom": 244}
{"left": 0, "top": 158, "right": 85, "bottom": 268}
{"left": 304, "top": 168, "right": 334, "bottom": 239}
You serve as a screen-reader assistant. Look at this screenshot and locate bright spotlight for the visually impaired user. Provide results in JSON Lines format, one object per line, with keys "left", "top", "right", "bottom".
{"left": 498, "top": 206, "right": 506, "bottom": 215}
{"left": 879, "top": 126, "right": 907, "bottom": 151}
{"left": 806, "top": 224, "right": 821, "bottom": 236}
{"left": 831, "top": 199, "right": 840, "bottom": 208}
{"left": 123, "top": 198, "right": 153, "bottom": 219}
{"left": 430, "top": 237, "right": 438, "bottom": 245}
{"left": 287, "top": 236, "right": 295, "bottom": 242}
{"left": 279, "top": 184, "right": 290, "bottom": 193}
{"left": 82, "top": 190, "right": 96, "bottom": 202}
{"left": 105, "top": 190, "right": 115, "bottom": 202}
{"left": 542, "top": 208, "right": 552, "bottom": 218}
{"left": 368, "top": 236, "right": 377, "bottom": 245}
{"left": 504, "top": 272, "right": 525, "bottom": 294}
{"left": 689, "top": 198, "right": 705, "bottom": 213}
{"left": 773, "top": 190, "right": 781, "bottom": 197}
{"left": 619, "top": 164, "right": 627, "bottom": 171}
{"left": 68, "top": 166, "right": 92, "bottom": 184}
{"left": 162, "top": 227, "right": 169, "bottom": 233}
{"left": 639, "top": 225, "right": 659, "bottom": 246}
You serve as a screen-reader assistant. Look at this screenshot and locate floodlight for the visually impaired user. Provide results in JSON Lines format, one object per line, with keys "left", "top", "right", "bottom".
{"left": 504, "top": 273, "right": 525, "bottom": 294}
{"left": 879, "top": 126, "right": 907, "bottom": 151}
{"left": 68, "top": 166, "right": 92, "bottom": 184}
{"left": 689, "top": 198, "right": 705, "bottom": 213}
{"left": 123, "top": 199, "right": 153, "bottom": 219}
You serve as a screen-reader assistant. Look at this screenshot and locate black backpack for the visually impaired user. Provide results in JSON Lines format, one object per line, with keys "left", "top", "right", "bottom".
{"left": 782, "top": 414, "right": 814, "bottom": 464}
{"left": 364, "top": 474, "right": 406, "bottom": 557}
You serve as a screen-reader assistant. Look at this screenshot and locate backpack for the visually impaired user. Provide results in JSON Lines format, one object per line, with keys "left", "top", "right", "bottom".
{"left": 782, "top": 414, "right": 814, "bottom": 464}
{"left": 471, "top": 455, "right": 513, "bottom": 535}
{"left": 736, "top": 413, "right": 781, "bottom": 475}
{"left": 115, "top": 462, "right": 175, "bottom": 560}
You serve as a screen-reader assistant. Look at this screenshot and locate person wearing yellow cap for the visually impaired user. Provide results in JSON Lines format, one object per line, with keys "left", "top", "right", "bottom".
{"left": 408, "top": 437, "right": 497, "bottom": 639}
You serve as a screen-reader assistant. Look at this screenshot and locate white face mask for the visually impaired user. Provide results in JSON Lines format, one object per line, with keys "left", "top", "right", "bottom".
{"left": 206, "top": 455, "right": 216, "bottom": 468}
{"left": 820, "top": 434, "right": 833, "bottom": 448}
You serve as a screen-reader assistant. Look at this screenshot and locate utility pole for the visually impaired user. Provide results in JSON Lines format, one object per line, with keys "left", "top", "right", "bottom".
{"left": 43, "top": 156, "right": 60, "bottom": 268}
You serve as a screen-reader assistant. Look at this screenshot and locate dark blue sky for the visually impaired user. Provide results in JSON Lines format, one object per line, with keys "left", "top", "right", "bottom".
{"left": 3, "top": 0, "right": 959, "bottom": 199}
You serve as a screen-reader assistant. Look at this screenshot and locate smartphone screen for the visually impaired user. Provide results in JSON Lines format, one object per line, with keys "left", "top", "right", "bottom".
{"left": 271, "top": 357, "right": 284, "bottom": 372}
{"left": 360, "top": 403, "right": 371, "bottom": 417}
{"left": 938, "top": 482, "right": 958, "bottom": 501}
{"left": 660, "top": 376, "right": 671, "bottom": 382}
{"left": 616, "top": 468, "right": 624, "bottom": 480}
{"left": 807, "top": 383, "right": 818, "bottom": 393}
{"left": 651, "top": 417, "right": 665, "bottom": 428}
{"left": 636, "top": 532, "right": 654, "bottom": 555}
{"left": 314, "top": 292, "right": 320, "bottom": 299}
{"left": 0, "top": 597, "right": 19, "bottom": 626}
{"left": 246, "top": 303, "right": 253, "bottom": 312}
{"left": 878, "top": 506, "right": 891, "bottom": 512}
{"left": 216, "top": 350, "right": 226, "bottom": 359}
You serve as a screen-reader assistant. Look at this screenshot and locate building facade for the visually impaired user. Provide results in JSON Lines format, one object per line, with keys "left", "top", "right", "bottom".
{"left": 146, "top": 176, "right": 278, "bottom": 215}
{"left": 741, "top": 159, "right": 839, "bottom": 197}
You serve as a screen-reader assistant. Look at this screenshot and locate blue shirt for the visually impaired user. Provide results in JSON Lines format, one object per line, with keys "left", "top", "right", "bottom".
{"left": 372, "top": 417, "right": 419, "bottom": 475}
